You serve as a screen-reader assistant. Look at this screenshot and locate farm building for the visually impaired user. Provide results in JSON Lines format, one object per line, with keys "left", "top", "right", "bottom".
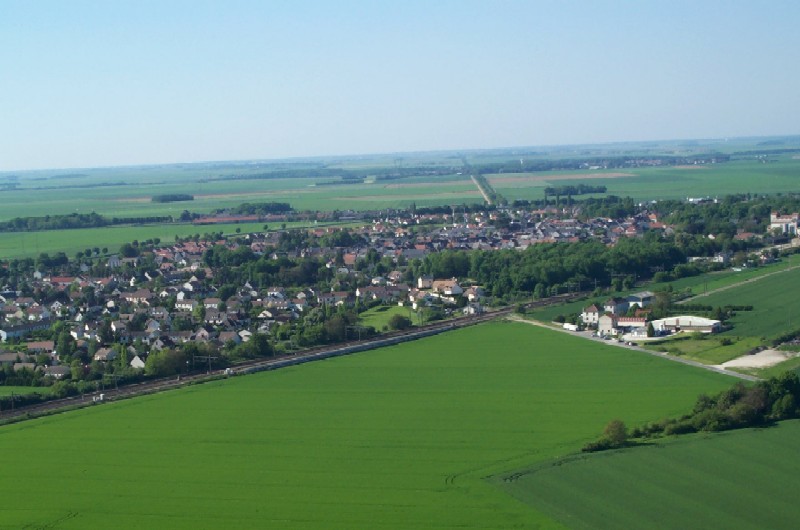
{"left": 598, "top": 314, "right": 647, "bottom": 336}
{"left": 651, "top": 316, "right": 721, "bottom": 334}
{"left": 626, "top": 291, "right": 654, "bottom": 308}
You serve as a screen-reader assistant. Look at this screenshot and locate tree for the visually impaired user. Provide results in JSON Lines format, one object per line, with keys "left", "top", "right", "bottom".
{"left": 603, "top": 419, "right": 628, "bottom": 447}
{"left": 646, "top": 322, "right": 655, "bottom": 337}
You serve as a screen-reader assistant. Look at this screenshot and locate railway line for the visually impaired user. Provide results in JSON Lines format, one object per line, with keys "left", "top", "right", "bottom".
{"left": 0, "top": 293, "right": 582, "bottom": 424}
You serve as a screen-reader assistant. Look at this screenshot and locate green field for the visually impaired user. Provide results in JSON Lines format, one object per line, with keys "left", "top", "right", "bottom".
{"left": 488, "top": 157, "right": 800, "bottom": 203}
{"left": 0, "top": 322, "right": 733, "bottom": 529}
{"left": 0, "top": 219, "right": 366, "bottom": 259}
{"left": 3, "top": 144, "right": 800, "bottom": 222}
{"left": 699, "top": 266, "right": 800, "bottom": 339}
{"left": 496, "top": 420, "right": 800, "bottom": 530}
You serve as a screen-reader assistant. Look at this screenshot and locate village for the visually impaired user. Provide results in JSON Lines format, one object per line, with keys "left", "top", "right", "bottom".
{"left": 0, "top": 201, "right": 797, "bottom": 389}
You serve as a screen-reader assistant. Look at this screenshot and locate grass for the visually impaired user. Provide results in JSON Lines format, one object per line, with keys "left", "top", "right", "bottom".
{"left": 647, "top": 336, "right": 762, "bottom": 365}
{"left": 358, "top": 305, "right": 417, "bottom": 331}
{"left": 494, "top": 420, "right": 800, "bottom": 530}
{"left": 0, "top": 322, "right": 733, "bottom": 529}
{"left": 0, "top": 385, "right": 47, "bottom": 397}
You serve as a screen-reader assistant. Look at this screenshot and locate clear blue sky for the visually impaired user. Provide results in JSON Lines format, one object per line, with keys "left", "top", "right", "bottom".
{"left": 1, "top": 0, "right": 799, "bottom": 171}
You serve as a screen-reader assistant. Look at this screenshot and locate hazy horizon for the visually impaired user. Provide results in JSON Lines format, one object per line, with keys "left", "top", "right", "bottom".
{"left": 2, "top": 1, "right": 799, "bottom": 172}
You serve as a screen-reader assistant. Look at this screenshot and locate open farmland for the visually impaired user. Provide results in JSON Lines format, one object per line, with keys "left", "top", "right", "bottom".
{"left": 487, "top": 157, "right": 800, "bottom": 203}
{"left": 496, "top": 420, "right": 800, "bottom": 530}
{"left": 4, "top": 143, "right": 800, "bottom": 223}
{"left": 0, "top": 322, "right": 733, "bottom": 529}
{"left": 698, "top": 265, "right": 800, "bottom": 340}
{"left": 0, "top": 219, "right": 364, "bottom": 260}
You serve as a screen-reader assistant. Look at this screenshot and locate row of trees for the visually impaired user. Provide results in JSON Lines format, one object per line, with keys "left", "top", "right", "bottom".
{"left": 583, "top": 373, "right": 800, "bottom": 452}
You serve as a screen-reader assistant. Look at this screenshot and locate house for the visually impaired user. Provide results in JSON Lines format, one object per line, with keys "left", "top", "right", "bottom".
{"left": 130, "top": 355, "right": 146, "bottom": 370}
{"left": 598, "top": 314, "right": 617, "bottom": 336}
{"left": 417, "top": 275, "right": 433, "bottom": 289}
{"left": 580, "top": 304, "right": 600, "bottom": 325}
{"left": 770, "top": 212, "right": 799, "bottom": 235}
{"left": 431, "top": 279, "right": 463, "bottom": 296}
{"left": 464, "top": 286, "right": 485, "bottom": 302}
{"left": 94, "top": 347, "right": 118, "bottom": 362}
{"left": 603, "top": 297, "right": 628, "bottom": 315}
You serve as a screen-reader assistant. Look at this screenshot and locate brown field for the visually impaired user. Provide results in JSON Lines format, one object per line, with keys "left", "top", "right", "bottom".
{"left": 383, "top": 181, "right": 468, "bottom": 189}
{"left": 335, "top": 191, "right": 482, "bottom": 201}
{"left": 488, "top": 172, "right": 634, "bottom": 185}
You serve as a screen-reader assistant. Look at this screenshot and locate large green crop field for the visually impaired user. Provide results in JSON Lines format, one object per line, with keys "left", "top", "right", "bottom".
{"left": 496, "top": 420, "right": 800, "bottom": 530}
{"left": 701, "top": 265, "right": 800, "bottom": 339}
{"left": 0, "top": 322, "right": 733, "bottom": 529}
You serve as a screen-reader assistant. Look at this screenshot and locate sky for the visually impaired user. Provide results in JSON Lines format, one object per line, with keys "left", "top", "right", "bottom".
{"left": 1, "top": 0, "right": 799, "bottom": 171}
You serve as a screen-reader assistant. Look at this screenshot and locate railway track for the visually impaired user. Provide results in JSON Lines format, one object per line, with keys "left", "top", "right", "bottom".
{"left": 0, "top": 293, "right": 582, "bottom": 423}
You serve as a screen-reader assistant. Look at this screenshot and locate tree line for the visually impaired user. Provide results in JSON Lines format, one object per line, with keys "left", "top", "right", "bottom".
{"left": 583, "top": 372, "right": 800, "bottom": 452}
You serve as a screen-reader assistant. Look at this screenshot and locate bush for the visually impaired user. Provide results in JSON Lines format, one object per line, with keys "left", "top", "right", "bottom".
{"left": 388, "top": 314, "right": 413, "bottom": 331}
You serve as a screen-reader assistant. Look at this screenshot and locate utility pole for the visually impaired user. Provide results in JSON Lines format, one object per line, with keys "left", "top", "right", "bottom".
{"left": 194, "top": 354, "right": 219, "bottom": 374}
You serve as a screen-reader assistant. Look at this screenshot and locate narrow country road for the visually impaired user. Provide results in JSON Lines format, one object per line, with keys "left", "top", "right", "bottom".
{"left": 470, "top": 175, "right": 493, "bottom": 205}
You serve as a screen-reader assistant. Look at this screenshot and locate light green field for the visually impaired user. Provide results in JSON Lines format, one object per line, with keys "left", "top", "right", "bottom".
{"left": 0, "top": 322, "right": 733, "bottom": 529}
{"left": 496, "top": 421, "right": 800, "bottom": 530}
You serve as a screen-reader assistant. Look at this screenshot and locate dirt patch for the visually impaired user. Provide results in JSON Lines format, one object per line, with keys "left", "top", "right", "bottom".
{"left": 716, "top": 349, "right": 796, "bottom": 369}
{"left": 488, "top": 172, "right": 634, "bottom": 185}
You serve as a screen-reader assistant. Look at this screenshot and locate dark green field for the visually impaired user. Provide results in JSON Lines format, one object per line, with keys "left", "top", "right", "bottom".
{"left": 496, "top": 420, "right": 800, "bottom": 530}
{"left": 0, "top": 322, "right": 733, "bottom": 529}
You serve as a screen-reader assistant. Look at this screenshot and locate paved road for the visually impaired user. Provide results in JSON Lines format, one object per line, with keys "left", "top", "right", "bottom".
{"left": 507, "top": 315, "right": 760, "bottom": 382}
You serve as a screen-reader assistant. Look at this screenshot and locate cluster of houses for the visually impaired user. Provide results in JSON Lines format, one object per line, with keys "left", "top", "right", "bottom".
{"left": 580, "top": 290, "right": 720, "bottom": 338}
{"left": 0, "top": 229, "right": 490, "bottom": 378}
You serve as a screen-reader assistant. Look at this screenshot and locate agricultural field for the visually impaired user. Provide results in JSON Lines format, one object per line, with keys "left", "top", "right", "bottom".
{"left": 496, "top": 420, "right": 800, "bottom": 530}
{"left": 0, "top": 322, "right": 733, "bottom": 529}
{"left": 3, "top": 142, "right": 800, "bottom": 222}
{"left": 0, "top": 219, "right": 364, "bottom": 259}
{"left": 487, "top": 157, "right": 800, "bottom": 204}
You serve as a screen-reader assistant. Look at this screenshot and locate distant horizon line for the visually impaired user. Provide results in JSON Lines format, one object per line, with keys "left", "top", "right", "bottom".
{"left": 4, "top": 133, "right": 799, "bottom": 174}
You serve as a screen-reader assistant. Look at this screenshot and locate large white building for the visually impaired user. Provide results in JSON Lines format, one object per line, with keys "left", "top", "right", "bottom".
{"left": 770, "top": 212, "right": 799, "bottom": 235}
{"left": 651, "top": 315, "right": 721, "bottom": 334}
